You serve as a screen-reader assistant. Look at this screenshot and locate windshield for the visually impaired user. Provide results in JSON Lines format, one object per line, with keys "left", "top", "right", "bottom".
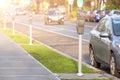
{"left": 113, "top": 19, "right": 120, "bottom": 36}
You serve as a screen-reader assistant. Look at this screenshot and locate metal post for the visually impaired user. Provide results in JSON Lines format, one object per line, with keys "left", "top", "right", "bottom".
{"left": 77, "top": 35, "right": 83, "bottom": 76}
{"left": 29, "top": 13, "right": 33, "bottom": 45}
{"left": 4, "top": 14, "right": 7, "bottom": 30}
{"left": 77, "top": 0, "right": 84, "bottom": 77}
{"left": 68, "top": 4, "right": 70, "bottom": 15}
{"left": 29, "top": 24, "right": 32, "bottom": 45}
{"left": 12, "top": 15, "right": 15, "bottom": 35}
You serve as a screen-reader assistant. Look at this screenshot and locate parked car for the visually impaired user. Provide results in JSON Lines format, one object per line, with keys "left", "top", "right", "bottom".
{"left": 109, "top": 10, "right": 120, "bottom": 16}
{"left": 85, "top": 11, "right": 94, "bottom": 22}
{"left": 89, "top": 15, "right": 120, "bottom": 76}
{"left": 101, "top": 10, "right": 110, "bottom": 18}
{"left": 92, "top": 10, "right": 102, "bottom": 22}
{"left": 44, "top": 8, "right": 64, "bottom": 25}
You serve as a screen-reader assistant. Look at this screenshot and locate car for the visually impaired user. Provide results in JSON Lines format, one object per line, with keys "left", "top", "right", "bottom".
{"left": 92, "top": 10, "right": 102, "bottom": 22}
{"left": 89, "top": 15, "right": 120, "bottom": 76}
{"left": 109, "top": 10, "right": 120, "bottom": 16}
{"left": 15, "top": 8, "right": 27, "bottom": 15}
{"left": 85, "top": 11, "right": 94, "bottom": 22}
{"left": 44, "top": 9, "right": 64, "bottom": 25}
{"left": 57, "top": 5, "right": 66, "bottom": 14}
{"left": 101, "top": 10, "right": 110, "bottom": 18}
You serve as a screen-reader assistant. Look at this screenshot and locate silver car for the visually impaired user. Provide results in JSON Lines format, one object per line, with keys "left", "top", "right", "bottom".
{"left": 89, "top": 15, "right": 120, "bottom": 76}
{"left": 44, "top": 9, "right": 64, "bottom": 25}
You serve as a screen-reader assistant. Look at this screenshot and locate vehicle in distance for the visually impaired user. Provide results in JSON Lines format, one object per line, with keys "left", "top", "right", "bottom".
{"left": 15, "top": 8, "right": 27, "bottom": 15}
{"left": 89, "top": 15, "right": 120, "bottom": 76}
{"left": 109, "top": 10, "right": 120, "bottom": 16}
{"left": 44, "top": 9, "right": 64, "bottom": 25}
{"left": 92, "top": 10, "right": 102, "bottom": 22}
{"left": 85, "top": 10, "right": 94, "bottom": 22}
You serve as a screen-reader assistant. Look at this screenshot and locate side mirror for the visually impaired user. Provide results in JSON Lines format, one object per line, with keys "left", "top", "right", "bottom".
{"left": 100, "top": 32, "right": 109, "bottom": 38}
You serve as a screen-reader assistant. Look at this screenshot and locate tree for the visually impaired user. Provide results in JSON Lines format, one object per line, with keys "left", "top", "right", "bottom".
{"left": 35, "top": 0, "right": 41, "bottom": 13}
{"left": 48, "top": 0, "right": 67, "bottom": 7}
{"left": 106, "top": 0, "right": 120, "bottom": 9}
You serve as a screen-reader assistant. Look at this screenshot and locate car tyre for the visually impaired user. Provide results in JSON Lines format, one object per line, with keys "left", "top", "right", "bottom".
{"left": 89, "top": 47, "right": 100, "bottom": 68}
{"left": 110, "top": 54, "right": 119, "bottom": 76}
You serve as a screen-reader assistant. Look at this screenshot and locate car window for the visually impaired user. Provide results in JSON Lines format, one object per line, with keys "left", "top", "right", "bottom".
{"left": 96, "top": 19, "right": 106, "bottom": 32}
{"left": 104, "top": 20, "right": 110, "bottom": 33}
{"left": 113, "top": 19, "right": 120, "bottom": 35}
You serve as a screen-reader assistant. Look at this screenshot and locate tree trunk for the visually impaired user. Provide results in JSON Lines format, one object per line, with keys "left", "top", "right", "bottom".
{"left": 35, "top": 0, "right": 41, "bottom": 13}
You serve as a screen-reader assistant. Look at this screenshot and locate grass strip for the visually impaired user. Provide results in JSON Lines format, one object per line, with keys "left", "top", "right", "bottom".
{"left": 2, "top": 29, "right": 96, "bottom": 73}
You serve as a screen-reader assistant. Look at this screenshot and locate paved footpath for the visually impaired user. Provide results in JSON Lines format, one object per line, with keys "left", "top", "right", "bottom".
{"left": 0, "top": 32, "right": 60, "bottom": 80}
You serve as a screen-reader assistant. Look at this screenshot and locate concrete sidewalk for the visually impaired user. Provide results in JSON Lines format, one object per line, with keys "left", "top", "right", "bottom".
{"left": 0, "top": 32, "right": 60, "bottom": 80}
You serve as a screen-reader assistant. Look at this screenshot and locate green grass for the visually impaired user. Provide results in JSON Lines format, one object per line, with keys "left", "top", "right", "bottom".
{"left": 2, "top": 29, "right": 96, "bottom": 73}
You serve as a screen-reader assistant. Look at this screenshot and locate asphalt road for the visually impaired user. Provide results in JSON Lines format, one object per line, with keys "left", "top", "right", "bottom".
{"left": 15, "top": 14, "right": 97, "bottom": 42}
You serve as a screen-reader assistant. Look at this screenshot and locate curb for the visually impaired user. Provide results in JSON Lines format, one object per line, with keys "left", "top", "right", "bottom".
{"left": 58, "top": 73, "right": 113, "bottom": 80}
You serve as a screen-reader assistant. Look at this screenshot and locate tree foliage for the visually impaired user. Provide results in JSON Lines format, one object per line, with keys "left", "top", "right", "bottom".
{"left": 106, "top": 0, "right": 120, "bottom": 9}
{"left": 48, "top": 0, "right": 67, "bottom": 7}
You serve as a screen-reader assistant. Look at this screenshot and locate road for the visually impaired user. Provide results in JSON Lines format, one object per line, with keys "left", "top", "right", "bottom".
{"left": 15, "top": 14, "right": 97, "bottom": 42}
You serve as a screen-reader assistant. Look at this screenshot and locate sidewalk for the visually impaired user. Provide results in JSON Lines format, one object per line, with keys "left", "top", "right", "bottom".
{"left": 0, "top": 32, "right": 60, "bottom": 80}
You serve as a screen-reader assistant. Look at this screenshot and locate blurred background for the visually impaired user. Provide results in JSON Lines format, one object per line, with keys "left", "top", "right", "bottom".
{"left": 0, "top": 0, "right": 120, "bottom": 20}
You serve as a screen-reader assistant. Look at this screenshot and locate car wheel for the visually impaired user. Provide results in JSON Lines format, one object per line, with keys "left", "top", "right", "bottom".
{"left": 110, "top": 54, "right": 119, "bottom": 76}
{"left": 89, "top": 47, "right": 100, "bottom": 68}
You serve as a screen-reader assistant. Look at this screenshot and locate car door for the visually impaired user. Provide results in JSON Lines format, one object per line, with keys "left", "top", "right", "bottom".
{"left": 98, "top": 19, "right": 111, "bottom": 64}
{"left": 92, "top": 19, "right": 106, "bottom": 60}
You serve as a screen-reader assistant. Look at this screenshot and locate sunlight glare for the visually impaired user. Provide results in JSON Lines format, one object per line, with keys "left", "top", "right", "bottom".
{"left": 0, "top": 0, "right": 8, "bottom": 8}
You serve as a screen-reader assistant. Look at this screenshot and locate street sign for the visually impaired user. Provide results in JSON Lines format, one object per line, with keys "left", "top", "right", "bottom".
{"left": 77, "top": 0, "right": 83, "bottom": 7}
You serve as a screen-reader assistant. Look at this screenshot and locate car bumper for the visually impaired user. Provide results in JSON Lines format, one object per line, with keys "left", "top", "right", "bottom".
{"left": 48, "top": 18, "right": 64, "bottom": 22}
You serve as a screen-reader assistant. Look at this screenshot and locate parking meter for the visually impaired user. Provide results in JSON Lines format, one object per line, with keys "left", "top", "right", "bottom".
{"left": 76, "top": 10, "right": 86, "bottom": 34}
